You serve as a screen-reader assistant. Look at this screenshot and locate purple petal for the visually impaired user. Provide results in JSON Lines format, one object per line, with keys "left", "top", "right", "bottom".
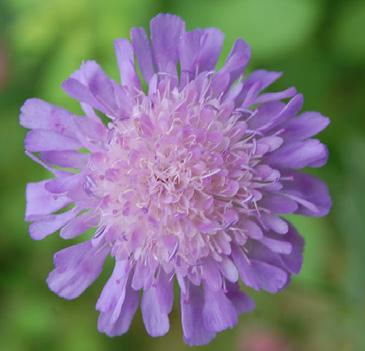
{"left": 131, "top": 27, "right": 155, "bottom": 83}
{"left": 248, "top": 101, "right": 285, "bottom": 130}
{"left": 203, "top": 287, "right": 237, "bottom": 332}
{"left": 141, "top": 286, "right": 170, "bottom": 337}
{"left": 260, "top": 193, "right": 299, "bottom": 214}
{"left": 238, "top": 70, "right": 282, "bottom": 107}
{"left": 181, "top": 283, "right": 216, "bottom": 346}
{"left": 261, "top": 94, "right": 304, "bottom": 133}
{"left": 29, "top": 208, "right": 77, "bottom": 240}
{"left": 220, "top": 180, "right": 240, "bottom": 197}
{"left": 62, "top": 81, "right": 103, "bottom": 114}
{"left": 248, "top": 225, "right": 304, "bottom": 276}
{"left": 218, "top": 256, "right": 239, "bottom": 283}
{"left": 114, "top": 39, "right": 140, "bottom": 88}
{"left": 60, "top": 211, "right": 99, "bottom": 239}
{"left": 246, "top": 70, "right": 282, "bottom": 91}
{"left": 20, "top": 99, "right": 77, "bottom": 137}
{"left": 98, "top": 282, "right": 139, "bottom": 336}
{"left": 258, "top": 136, "right": 284, "bottom": 153}
{"left": 179, "top": 28, "right": 224, "bottom": 83}
{"left": 231, "top": 246, "right": 288, "bottom": 293}
{"left": 72, "top": 115, "right": 107, "bottom": 146}
{"left": 225, "top": 282, "right": 255, "bottom": 314}
{"left": 155, "top": 270, "right": 174, "bottom": 314}
{"left": 150, "top": 14, "right": 185, "bottom": 77}
{"left": 202, "top": 258, "right": 223, "bottom": 291}
{"left": 96, "top": 260, "right": 130, "bottom": 314}
{"left": 45, "top": 174, "right": 83, "bottom": 194}
{"left": 62, "top": 61, "right": 119, "bottom": 117}
{"left": 25, "top": 130, "right": 81, "bottom": 152}
{"left": 283, "top": 172, "right": 331, "bottom": 217}
{"left": 221, "top": 39, "right": 250, "bottom": 82}
{"left": 242, "top": 220, "right": 264, "bottom": 239}
{"left": 139, "top": 270, "right": 173, "bottom": 336}
{"left": 97, "top": 261, "right": 139, "bottom": 336}
{"left": 260, "top": 236, "right": 292, "bottom": 255}
{"left": 256, "top": 87, "right": 297, "bottom": 104}
{"left": 267, "top": 139, "right": 328, "bottom": 169}
{"left": 25, "top": 181, "right": 70, "bottom": 220}
{"left": 40, "top": 151, "right": 87, "bottom": 168}
{"left": 261, "top": 214, "right": 289, "bottom": 234}
{"left": 247, "top": 240, "right": 286, "bottom": 270}
{"left": 47, "top": 240, "right": 109, "bottom": 299}
{"left": 279, "top": 225, "right": 304, "bottom": 274}
{"left": 282, "top": 111, "right": 330, "bottom": 141}
{"left": 213, "top": 39, "right": 251, "bottom": 94}
{"left": 131, "top": 259, "right": 156, "bottom": 290}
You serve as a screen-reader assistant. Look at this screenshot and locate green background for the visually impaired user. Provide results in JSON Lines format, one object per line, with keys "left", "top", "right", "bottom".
{"left": 0, "top": 0, "right": 364, "bottom": 350}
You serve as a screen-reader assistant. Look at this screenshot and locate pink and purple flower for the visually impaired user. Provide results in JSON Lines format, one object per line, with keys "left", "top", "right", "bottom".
{"left": 20, "top": 14, "right": 331, "bottom": 345}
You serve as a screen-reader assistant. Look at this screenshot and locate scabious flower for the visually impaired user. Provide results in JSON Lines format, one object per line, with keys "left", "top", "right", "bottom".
{"left": 20, "top": 13, "right": 331, "bottom": 345}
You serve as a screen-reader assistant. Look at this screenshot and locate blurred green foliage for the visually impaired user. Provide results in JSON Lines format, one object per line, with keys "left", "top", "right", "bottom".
{"left": 0, "top": 0, "right": 364, "bottom": 350}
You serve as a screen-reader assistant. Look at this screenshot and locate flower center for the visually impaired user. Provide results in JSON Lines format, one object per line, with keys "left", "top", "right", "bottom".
{"left": 83, "top": 83, "right": 255, "bottom": 267}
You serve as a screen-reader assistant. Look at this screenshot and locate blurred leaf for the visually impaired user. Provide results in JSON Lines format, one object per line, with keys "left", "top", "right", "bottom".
{"left": 336, "top": 137, "right": 365, "bottom": 301}
{"left": 289, "top": 216, "right": 331, "bottom": 286}
{"left": 8, "top": 0, "right": 156, "bottom": 99}
{"left": 332, "top": 1, "right": 365, "bottom": 62}
{"left": 39, "top": 27, "right": 94, "bottom": 104}
{"left": 172, "top": 0, "right": 322, "bottom": 60}
{"left": 336, "top": 137, "right": 365, "bottom": 351}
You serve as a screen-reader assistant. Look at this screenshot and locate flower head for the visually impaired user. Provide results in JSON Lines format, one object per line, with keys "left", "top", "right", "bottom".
{"left": 20, "top": 14, "right": 331, "bottom": 345}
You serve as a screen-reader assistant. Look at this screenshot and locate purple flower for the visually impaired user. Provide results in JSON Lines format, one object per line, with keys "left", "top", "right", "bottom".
{"left": 20, "top": 14, "right": 331, "bottom": 345}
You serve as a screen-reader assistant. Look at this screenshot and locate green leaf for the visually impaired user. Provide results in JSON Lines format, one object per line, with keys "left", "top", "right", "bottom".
{"left": 332, "top": 1, "right": 365, "bottom": 62}
{"left": 172, "top": 0, "right": 322, "bottom": 60}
